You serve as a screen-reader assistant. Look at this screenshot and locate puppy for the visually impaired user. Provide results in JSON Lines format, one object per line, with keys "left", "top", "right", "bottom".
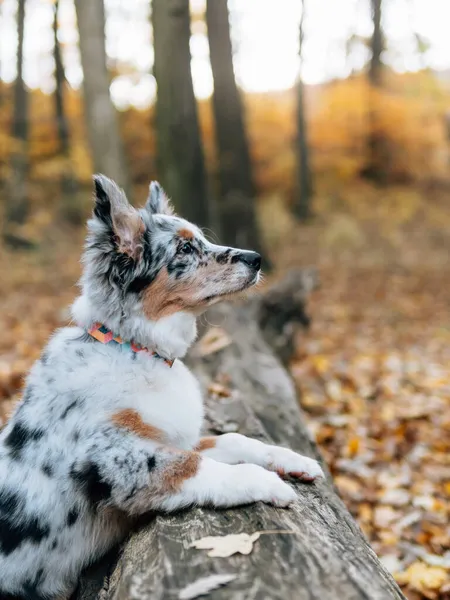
{"left": 0, "top": 176, "right": 323, "bottom": 600}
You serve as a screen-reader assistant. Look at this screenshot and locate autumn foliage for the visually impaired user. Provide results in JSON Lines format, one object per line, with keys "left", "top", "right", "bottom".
{"left": 1, "top": 70, "right": 449, "bottom": 216}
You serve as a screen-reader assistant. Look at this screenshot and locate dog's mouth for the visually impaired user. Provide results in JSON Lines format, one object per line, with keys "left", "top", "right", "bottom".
{"left": 202, "top": 271, "right": 260, "bottom": 305}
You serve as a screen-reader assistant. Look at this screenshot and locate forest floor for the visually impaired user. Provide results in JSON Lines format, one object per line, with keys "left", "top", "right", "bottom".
{"left": 0, "top": 181, "right": 449, "bottom": 599}
{"left": 280, "top": 182, "right": 450, "bottom": 600}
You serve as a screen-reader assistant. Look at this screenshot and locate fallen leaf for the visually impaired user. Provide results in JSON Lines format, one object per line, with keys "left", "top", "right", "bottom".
{"left": 374, "top": 506, "right": 399, "bottom": 528}
{"left": 325, "top": 379, "right": 342, "bottom": 401}
{"left": 395, "top": 561, "right": 448, "bottom": 593}
{"left": 347, "top": 437, "right": 360, "bottom": 457}
{"left": 335, "top": 475, "right": 363, "bottom": 500}
{"left": 189, "top": 530, "right": 295, "bottom": 558}
{"left": 380, "top": 554, "right": 403, "bottom": 574}
{"left": 379, "top": 488, "right": 411, "bottom": 507}
{"left": 178, "top": 574, "right": 237, "bottom": 600}
{"left": 422, "top": 553, "right": 450, "bottom": 569}
{"left": 195, "top": 328, "right": 232, "bottom": 357}
{"left": 207, "top": 382, "right": 232, "bottom": 398}
{"left": 393, "top": 510, "right": 422, "bottom": 533}
{"left": 189, "top": 533, "right": 260, "bottom": 558}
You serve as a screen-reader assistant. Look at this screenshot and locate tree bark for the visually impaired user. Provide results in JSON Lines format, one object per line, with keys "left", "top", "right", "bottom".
{"left": 362, "top": 0, "right": 386, "bottom": 183}
{"left": 369, "top": 0, "right": 383, "bottom": 87}
{"left": 206, "top": 0, "right": 262, "bottom": 253}
{"left": 152, "top": 0, "right": 209, "bottom": 227}
{"left": 5, "top": 0, "right": 29, "bottom": 227}
{"left": 294, "top": 0, "right": 313, "bottom": 221}
{"left": 53, "top": 0, "right": 81, "bottom": 224}
{"left": 74, "top": 0, "right": 129, "bottom": 194}
{"left": 74, "top": 270, "right": 406, "bottom": 600}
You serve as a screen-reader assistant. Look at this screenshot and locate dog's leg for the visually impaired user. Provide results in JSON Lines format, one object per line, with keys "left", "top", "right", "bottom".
{"left": 71, "top": 438, "right": 297, "bottom": 515}
{"left": 195, "top": 433, "right": 324, "bottom": 481}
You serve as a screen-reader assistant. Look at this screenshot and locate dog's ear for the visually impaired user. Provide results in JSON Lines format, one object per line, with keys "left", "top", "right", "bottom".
{"left": 93, "top": 174, "right": 144, "bottom": 260}
{"left": 145, "top": 181, "right": 174, "bottom": 216}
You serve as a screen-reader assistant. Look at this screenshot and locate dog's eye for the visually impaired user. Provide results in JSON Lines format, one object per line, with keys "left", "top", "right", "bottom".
{"left": 180, "top": 242, "right": 193, "bottom": 255}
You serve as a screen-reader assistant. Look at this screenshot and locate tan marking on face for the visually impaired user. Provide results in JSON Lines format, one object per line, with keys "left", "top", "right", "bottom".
{"left": 195, "top": 437, "right": 217, "bottom": 452}
{"left": 162, "top": 451, "right": 200, "bottom": 493}
{"left": 178, "top": 228, "right": 194, "bottom": 240}
{"left": 143, "top": 252, "right": 239, "bottom": 321}
{"left": 142, "top": 268, "right": 205, "bottom": 320}
{"left": 143, "top": 269, "right": 189, "bottom": 319}
{"left": 112, "top": 409, "right": 165, "bottom": 442}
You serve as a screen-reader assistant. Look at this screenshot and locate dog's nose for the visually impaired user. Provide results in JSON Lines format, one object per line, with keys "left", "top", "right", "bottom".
{"left": 238, "top": 251, "right": 261, "bottom": 270}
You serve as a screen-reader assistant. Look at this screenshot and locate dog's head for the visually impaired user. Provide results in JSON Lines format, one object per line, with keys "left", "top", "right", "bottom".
{"left": 80, "top": 175, "right": 261, "bottom": 327}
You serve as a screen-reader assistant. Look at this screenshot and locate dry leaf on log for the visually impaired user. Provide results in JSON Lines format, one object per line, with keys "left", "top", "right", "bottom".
{"left": 189, "top": 532, "right": 261, "bottom": 558}
{"left": 178, "top": 574, "right": 237, "bottom": 600}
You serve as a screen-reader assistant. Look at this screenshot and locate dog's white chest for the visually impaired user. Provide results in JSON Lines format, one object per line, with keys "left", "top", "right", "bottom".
{"left": 115, "top": 356, "right": 205, "bottom": 450}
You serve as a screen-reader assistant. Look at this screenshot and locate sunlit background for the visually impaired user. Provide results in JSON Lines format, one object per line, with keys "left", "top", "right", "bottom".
{"left": 1, "top": 0, "right": 450, "bottom": 108}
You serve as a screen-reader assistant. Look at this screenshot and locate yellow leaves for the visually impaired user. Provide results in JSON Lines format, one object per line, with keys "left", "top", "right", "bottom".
{"left": 395, "top": 562, "right": 448, "bottom": 598}
{"left": 310, "top": 355, "right": 329, "bottom": 375}
{"left": 347, "top": 438, "right": 360, "bottom": 457}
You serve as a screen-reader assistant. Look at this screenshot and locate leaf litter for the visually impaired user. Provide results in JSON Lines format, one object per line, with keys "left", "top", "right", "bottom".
{"left": 289, "top": 258, "right": 450, "bottom": 600}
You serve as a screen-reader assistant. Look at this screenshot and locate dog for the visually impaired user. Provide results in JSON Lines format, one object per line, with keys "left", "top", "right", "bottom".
{"left": 0, "top": 175, "right": 324, "bottom": 600}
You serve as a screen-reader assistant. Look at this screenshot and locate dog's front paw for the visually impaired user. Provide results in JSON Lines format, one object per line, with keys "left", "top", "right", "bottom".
{"left": 266, "top": 447, "right": 325, "bottom": 482}
{"left": 235, "top": 464, "right": 297, "bottom": 507}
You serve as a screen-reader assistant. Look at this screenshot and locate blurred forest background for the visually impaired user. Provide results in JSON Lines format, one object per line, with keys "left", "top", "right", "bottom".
{"left": 0, "top": 0, "right": 450, "bottom": 598}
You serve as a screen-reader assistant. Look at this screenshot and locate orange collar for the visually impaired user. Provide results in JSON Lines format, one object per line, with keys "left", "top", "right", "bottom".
{"left": 87, "top": 323, "right": 174, "bottom": 367}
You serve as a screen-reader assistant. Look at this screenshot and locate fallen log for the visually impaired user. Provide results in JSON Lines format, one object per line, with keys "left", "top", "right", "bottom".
{"left": 75, "top": 269, "right": 405, "bottom": 600}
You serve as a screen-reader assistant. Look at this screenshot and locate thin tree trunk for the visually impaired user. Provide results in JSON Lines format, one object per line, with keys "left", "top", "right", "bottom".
{"left": 74, "top": 0, "right": 129, "bottom": 194}
{"left": 363, "top": 0, "right": 386, "bottom": 183}
{"left": 294, "top": 0, "right": 313, "bottom": 221}
{"left": 0, "top": 46, "right": 3, "bottom": 108}
{"left": 5, "top": 0, "right": 29, "bottom": 226}
{"left": 369, "top": 0, "right": 383, "bottom": 86}
{"left": 152, "top": 0, "right": 209, "bottom": 227}
{"left": 206, "top": 0, "right": 262, "bottom": 252}
{"left": 53, "top": 0, "right": 81, "bottom": 223}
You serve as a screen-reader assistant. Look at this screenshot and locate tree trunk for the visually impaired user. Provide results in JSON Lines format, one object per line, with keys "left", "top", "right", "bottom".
{"left": 206, "top": 0, "right": 261, "bottom": 253}
{"left": 363, "top": 0, "right": 386, "bottom": 183}
{"left": 294, "top": 0, "right": 313, "bottom": 221}
{"left": 5, "top": 0, "right": 29, "bottom": 227}
{"left": 74, "top": 0, "right": 129, "bottom": 194}
{"left": 74, "top": 270, "right": 406, "bottom": 600}
{"left": 53, "top": 0, "right": 81, "bottom": 224}
{"left": 369, "top": 0, "right": 383, "bottom": 87}
{"left": 0, "top": 40, "right": 3, "bottom": 108}
{"left": 152, "top": 0, "right": 209, "bottom": 227}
